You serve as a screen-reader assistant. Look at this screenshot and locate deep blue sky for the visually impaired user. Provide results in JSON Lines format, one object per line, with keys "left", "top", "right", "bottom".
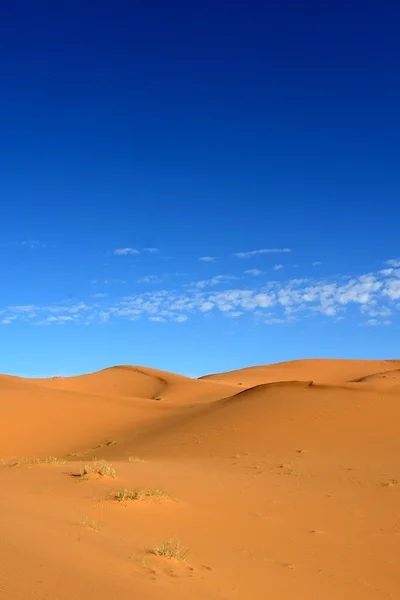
{"left": 1, "top": 0, "right": 399, "bottom": 376}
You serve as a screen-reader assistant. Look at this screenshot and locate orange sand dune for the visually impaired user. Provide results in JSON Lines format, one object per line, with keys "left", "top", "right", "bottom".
{"left": 201, "top": 357, "right": 400, "bottom": 386}
{"left": 1, "top": 359, "right": 400, "bottom": 599}
{"left": 0, "top": 367, "right": 239, "bottom": 458}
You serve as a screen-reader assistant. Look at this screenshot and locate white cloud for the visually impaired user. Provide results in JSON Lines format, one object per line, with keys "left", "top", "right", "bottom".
{"left": 103, "top": 279, "right": 127, "bottom": 284}
{"left": 312, "top": 261, "right": 322, "bottom": 266}
{"left": 137, "top": 275, "right": 162, "bottom": 284}
{"left": 3, "top": 259, "right": 400, "bottom": 328}
{"left": 174, "top": 315, "right": 188, "bottom": 322}
{"left": 36, "top": 315, "right": 75, "bottom": 326}
{"left": 245, "top": 269, "right": 262, "bottom": 276}
{"left": 199, "top": 301, "right": 214, "bottom": 312}
{"left": 273, "top": 264, "right": 283, "bottom": 271}
{"left": 191, "top": 275, "right": 239, "bottom": 289}
{"left": 9, "top": 305, "right": 36, "bottom": 313}
{"left": 361, "top": 318, "right": 392, "bottom": 327}
{"left": 234, "top": 248, "right": 291, "bottom": 258}
{"left": 91, "top": 279, "right": 126, "bottom": 285}
{"left": 90, "top": 293, "right": 108, "bottom": 298}
{"left": 114, "top": 248, "right": 140, "bottom": 255}
{"left": 199, "top": 256, "right": 217, "bottom": 262}
{"left": 1, "top": 316, "right": 17, "bottom": 325}
{"left": 386, "top": 259, "right": 400, "bottom": 267}
{"left": 22, "top": 240, "right": 46, "bottom": 249}
{"left": 382, "top": 278, "right": 400, "bottom": 300}
{"left": 144, "top": 248, "right": 159, "bottom": 253}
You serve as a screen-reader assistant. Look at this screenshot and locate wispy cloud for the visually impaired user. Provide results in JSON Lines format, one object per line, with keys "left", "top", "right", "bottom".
{"left": 90, "top": 293, "right": 108, "bottom": 298}
{"left": 273, "top": 264, "right": 284, "bottom": 271}
{"left": 234, "top": 248, "right": 291, "bottom": 258}
{"left": 386, "top": 258, "right": 400, "bottom": 267}
{"left": 0, "top": 240, "right": 47, "bottom": 250}
{"left": 144, "top": 248, "right": 159, "bottom": 253}
{"left": 39, "top": 316, "right": 75, "bottom": 325}
{"left": 245, "top": 269, "right": 263, "bottom": 276}
{"left": 360, "top": 318, "right": 392, "bottom": 327}
{"left": 1, "top": 316, "right": 18, "bottom": 325}
{"left": 137, "top": 275, "right": 162, "bottom": 284}
{"left": 3, "top": 261, "right": 400, "bottom": 328}
{"left": 312, "top": 261, "right": 322, "bottom": 267}
{"left": 114, "top": 248, "right": 140, "bottom": 256}
{"left": 91, "top": 279, "right": 127, "bottom": 285}
{"left": 22, "top": 240, "right": 46, "bottom": 249}
{"left": 199, "top": 256, "right": 217, "bottom": 262}
{"left": 189, "top": 275, "right": 239, "bottom": 289}
{"left": 174, "top": 315, "right": 188, "bottom": 322}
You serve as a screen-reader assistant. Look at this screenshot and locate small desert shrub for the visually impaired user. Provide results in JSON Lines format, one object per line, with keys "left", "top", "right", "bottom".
{"left": 112, "top": 487, "right": 168, "bottom": 502}
{"left": 43, "top": 456, "right": 66, "bottom": 464}
{"left": 78, "top": 517, "right": 102, "bottom": 531}
{"left": 154, "top": 396, "right": 163, "bottom": 401}
{"left": 80, "top": 460, "right": 116, "bottom": 479}
{"left": 94, "top": 439, "right": 117, "bottom": 449}
{"left": 9, "top": 456, "right": 65, "bottom": 466}
{"left": 148, "top": 539, "right": 189, "bottom": 561}
{"left": 15, "top": 457, "right": 41, "bottom": 465}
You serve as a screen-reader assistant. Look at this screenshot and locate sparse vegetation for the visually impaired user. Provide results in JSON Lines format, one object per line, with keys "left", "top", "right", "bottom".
{"left": 128, "top": 456, "right": 145, "bottom": 462}
{"left": 42, "top": 456, "right": 67, "bottom": 464}
{"left": 79, "top": 459, "right": 116, "bottom": 479}
{"left": 94, "top": 439, "right": 117, "bottom": 449}
{"left": 154, "top": 396, "right": 163, "bottom": 401}
{"left": 6, "top": 456, "right": 66, "bottom": 466}
{"left": 112, "top": 487, "right": 169, "bottom": 502}
{"left": 78, "top": 517, "right": 103, "bottom": 531}
{"left": 148, "top": 539, "right": 189, "bottom": 561}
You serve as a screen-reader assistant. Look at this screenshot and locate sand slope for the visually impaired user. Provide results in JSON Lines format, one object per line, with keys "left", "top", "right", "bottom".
{"left": 201, "top": 358, "right": 400, "bottom": 386}
{"left": 1, "top": 359, "right": 400, "bottom": 599}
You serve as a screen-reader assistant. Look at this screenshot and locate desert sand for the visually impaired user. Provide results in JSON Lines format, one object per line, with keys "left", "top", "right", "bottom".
{"left": 1, "top": 358, "right": 400, "bottom": 599}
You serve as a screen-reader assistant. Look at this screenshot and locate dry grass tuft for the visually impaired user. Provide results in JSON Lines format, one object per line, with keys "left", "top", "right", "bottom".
{"left": 78, "top": 517, "right": 103, "bottom": 531}
{"left": 148, "top": 539, "right": 189, "bottom": 561}
{"left": 128, "top": 456, "right": 146, "bottom": 462}
{"left": 112, "top": 487, "right": 169, "bottom": 502}
{"left": 5, "top": 456, "right": 66, "bottom": 466}
{"left": 79, "top": 460, "right": 116, "bottom": 479}
{"left": 42, "top": 456, "right": 67, "bottom": 464}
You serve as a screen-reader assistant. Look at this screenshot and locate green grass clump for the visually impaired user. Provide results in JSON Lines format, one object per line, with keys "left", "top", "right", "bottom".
{"left": 148, "top": 539, "right": 189, "bottom": 561}
{"left": 112, "top": 487, "right": 169, "bottom": 502}
{"left": 80, "top": 459, "right": 116, "bottom": 479}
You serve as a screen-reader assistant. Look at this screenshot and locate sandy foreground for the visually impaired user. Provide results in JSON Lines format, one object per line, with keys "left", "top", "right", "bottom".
{"left": 1, "top": 358, "right": 400, "bottom": 599}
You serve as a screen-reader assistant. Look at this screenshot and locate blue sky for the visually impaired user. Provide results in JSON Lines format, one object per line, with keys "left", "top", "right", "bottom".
{"left": 1, "top": 1, "right": 399, "bottom": 377}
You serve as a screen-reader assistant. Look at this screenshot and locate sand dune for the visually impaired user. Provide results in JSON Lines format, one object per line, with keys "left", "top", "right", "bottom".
{"left": 1, "top": 359, "right": 400, "bottom": 599}
{"left": 201, "top": 358, "right": 400, "bottom": 386}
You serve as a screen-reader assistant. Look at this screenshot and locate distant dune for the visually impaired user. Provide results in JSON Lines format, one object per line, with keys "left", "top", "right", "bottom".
{"left": 1, "top": 359, "right": 400, "bottom": 599}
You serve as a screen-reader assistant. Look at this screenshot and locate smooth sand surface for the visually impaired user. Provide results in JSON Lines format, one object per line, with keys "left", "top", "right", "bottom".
{"left": 1, "top": 359, "right": 400, "bottom": 599}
